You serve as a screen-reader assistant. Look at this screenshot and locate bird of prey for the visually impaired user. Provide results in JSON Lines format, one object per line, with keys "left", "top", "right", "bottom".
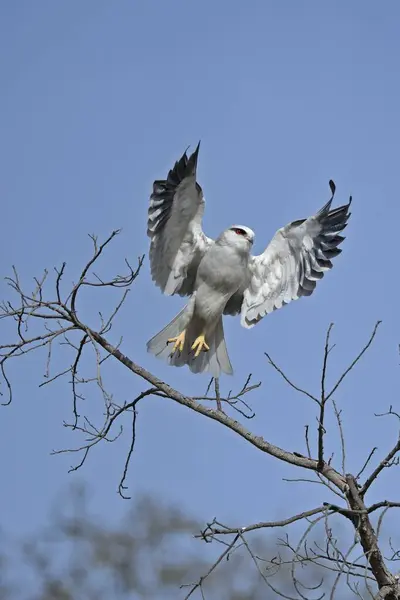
{"left": 146, "top": 143, "right": 351, "bottom": 377}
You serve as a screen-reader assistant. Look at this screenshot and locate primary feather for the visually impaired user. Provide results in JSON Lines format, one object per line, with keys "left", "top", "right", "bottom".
{"left": 147, "top": 142, "right": 212, "bottom": 296}
{"left": 241, "top": 187, "right": 352, "bottom": 328}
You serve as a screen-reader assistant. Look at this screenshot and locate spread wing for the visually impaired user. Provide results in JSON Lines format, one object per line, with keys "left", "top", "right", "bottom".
{"left": 147, "top": 143, "right": 213, "bottom": 296}
{"left": 239, "top": 181, "right": 352, "bottom": 328}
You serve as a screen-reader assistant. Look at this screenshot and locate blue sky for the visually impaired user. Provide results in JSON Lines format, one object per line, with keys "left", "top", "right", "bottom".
{"left": 1, "top": 0, "right": 400, "bottom": 585}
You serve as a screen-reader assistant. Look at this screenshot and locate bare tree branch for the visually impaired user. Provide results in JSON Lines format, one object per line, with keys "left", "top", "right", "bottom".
{"left": 181, "top": 533, "right": 240, "bottom": 599}
{"left": 318, "top": 323, "right": 334, "bottom": 471}
{"left": 361, "top": 408, "right": 400, "bottom": 497}
{"left": 1, "top": 229, "right": 399, "bottom": 599}
{"left": 356, "top": 448, "right": 378, "bottom": 482}
{"left": 198, "top": 506, "right": 329, "bottom": 539}
{"left": 265, "top": 352, "right": 319, "bottom": 404}
{"left": 326, "top": 321, "right": 381, "bottom": 402}
{"left": 345, "top": 474, "right": 398, "bottom": 591}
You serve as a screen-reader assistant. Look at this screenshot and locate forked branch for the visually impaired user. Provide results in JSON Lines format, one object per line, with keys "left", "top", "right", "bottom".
{"left": 1, "top": 230, "right": 399, "bottom": 599}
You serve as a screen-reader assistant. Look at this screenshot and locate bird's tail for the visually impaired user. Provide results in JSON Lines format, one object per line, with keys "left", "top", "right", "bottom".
{"left": 147, "top": 308, "right": 233, "bottom": 377}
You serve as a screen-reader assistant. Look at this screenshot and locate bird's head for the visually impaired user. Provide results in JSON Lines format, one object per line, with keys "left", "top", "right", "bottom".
{"left": 219, "top": 225, "right": 255, "bottom": 252}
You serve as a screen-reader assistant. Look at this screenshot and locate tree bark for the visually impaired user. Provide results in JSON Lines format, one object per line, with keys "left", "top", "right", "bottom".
{"left": 346, "top": 475, "right": 400, "bottom": 599}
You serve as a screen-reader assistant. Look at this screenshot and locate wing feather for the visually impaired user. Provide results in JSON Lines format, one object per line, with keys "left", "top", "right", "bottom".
{"left": 148, "top": 143, "right": 213, "bottom": 296}
{"left": 240, "top": 182, "right": 352, "bottom": 328}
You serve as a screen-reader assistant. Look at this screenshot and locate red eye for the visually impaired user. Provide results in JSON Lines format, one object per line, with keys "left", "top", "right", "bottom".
{"left": 233, "top": 228, "right": 246, "bottom": 236}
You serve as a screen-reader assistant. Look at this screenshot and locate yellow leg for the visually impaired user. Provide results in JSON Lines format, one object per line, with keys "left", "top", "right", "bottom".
{"left": 167, "top": 330, "right": 186, "bottom": 354}
{"left": 191, "top": 334, "right": 210, "bottom": 358}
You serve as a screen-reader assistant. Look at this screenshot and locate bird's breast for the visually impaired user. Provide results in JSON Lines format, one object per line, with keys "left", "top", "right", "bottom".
{"left": 196, "top": 244, "right": 248, "bottom": 295}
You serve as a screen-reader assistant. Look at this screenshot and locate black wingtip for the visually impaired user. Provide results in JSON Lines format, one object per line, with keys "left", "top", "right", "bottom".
{"left": 187, "top": 141, "right": 201, "bottom": 173}
{"left": 329, "top": 179, "right": 336, "bottom": 198}
{"left": 192, "top": 140, "right": 201, "bottom": 163}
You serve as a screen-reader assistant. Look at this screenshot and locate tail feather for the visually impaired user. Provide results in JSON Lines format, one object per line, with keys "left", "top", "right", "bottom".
{"left": 188, "top": 318, "right": 233, "bottom": 377}
{"left": 146, "top": 305, "right": 192, "bottom": 361}
{"left": 214, "top": 317, "right": 233, "bottom": 376}
{"left": 147, "top": 309, "right": 233, "bottom": 377}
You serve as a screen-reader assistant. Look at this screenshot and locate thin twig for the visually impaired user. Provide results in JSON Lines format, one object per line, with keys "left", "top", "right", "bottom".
{"left": 332, "top": 399, "right": 346, "bottom": 475}
{"left": 265, "top": 353, "right": 319, "bottom": 403}
{"left": 181, "top": 533, "right": 240, "bottom": 599}
{"left": 214, "top": 377, "right": 222, "bottom": 412}
{"left": 318, "top": 324, "right": 334, "bottom": 471}
{"left": 361, "top": 426, "right": 400, "bottom": 496}
{"left": 199, "top": 506, "right": 328, "bottom": 538}
{"left": 356, "top": 448, "right": 378, "bottom": 481}
{"left": 326, "top": 321, "right": 381, "bottom": 401}
{"left": 118, "top": 407, "right": 138, "bottom": 499}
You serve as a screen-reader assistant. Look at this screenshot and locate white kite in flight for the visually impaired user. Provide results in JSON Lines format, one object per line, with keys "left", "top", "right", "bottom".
{"left": 147, "top": 143, "right": 351, "bottom": 377}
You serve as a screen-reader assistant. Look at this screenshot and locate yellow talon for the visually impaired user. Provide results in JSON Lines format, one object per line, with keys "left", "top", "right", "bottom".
{"left": 191, "top": 334, "right": 210, "bottom": 358}
{"left": 167, "top": 330, "right": 186, "bottom": 354}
